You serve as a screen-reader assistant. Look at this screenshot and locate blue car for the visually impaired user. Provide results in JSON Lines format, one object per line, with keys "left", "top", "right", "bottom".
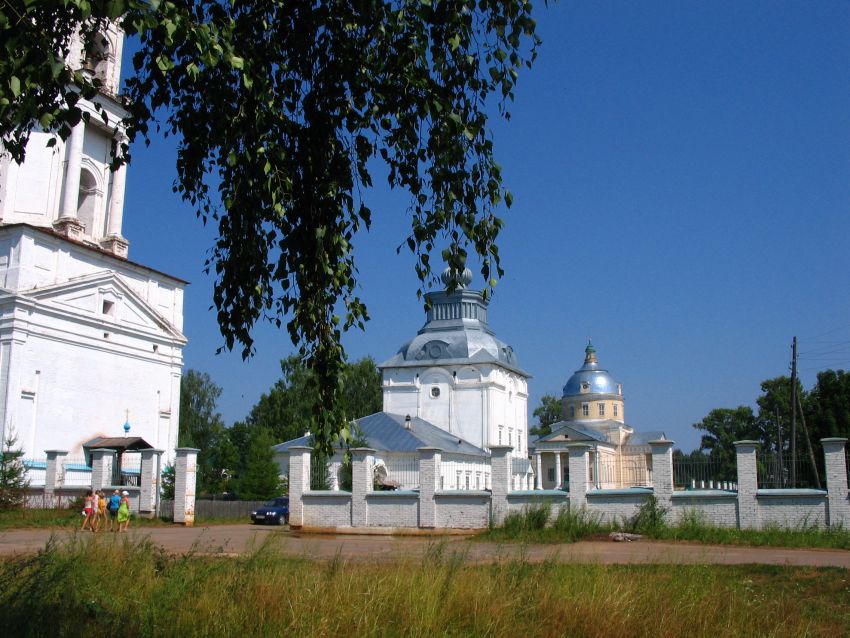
{"left": 250, "top": 497, "right": 289, "bottom": 525}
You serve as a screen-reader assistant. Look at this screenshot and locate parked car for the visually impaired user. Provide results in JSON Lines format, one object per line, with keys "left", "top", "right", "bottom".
{"left": 250, "top": 496, "right": 289, "bottom": 525}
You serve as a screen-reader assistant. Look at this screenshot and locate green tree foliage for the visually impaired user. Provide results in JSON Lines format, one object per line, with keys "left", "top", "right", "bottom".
{"left": 0, "top": 429, "right": 28, "bottom": 511}
{"left": 804, "top": 370, "right": 850, "bottom": 441}
{"left": 693, "top": 406, "right": 762, "bottom": 478}
{"left": 531, "top": 393, "right": 563, "bottom": 436}
{"left": 243, "top": 355, "right": 382, "bottom": 445}
{"left": 1, "top": 0, "right": 541, "bottom": 455}
{"left": 160, "top": 464, "right": 175, "bottom": 501}
{"left": 237, "top": 428, "right": 282, "bottom": 500}
{"left": 179, "top": 370, "right": 235, "bottom": 494}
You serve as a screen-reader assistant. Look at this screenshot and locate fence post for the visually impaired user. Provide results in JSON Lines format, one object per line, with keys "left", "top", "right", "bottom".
{"left": 649, "top": 440, "right": 675, "bottom": 511}
{"left": 287, "top": 446, "right": 311, "bottom": 529}
{"left": 489, "top": 445, "right": 513, "bottom": 526}
{"left": 418, "top": 447, "right": 441, "bottom": 528}
{"left": 567, "top": 443, "right": 591, "bottom": 511}
{"left": 90, "top": 449, "right": 116, "bottom": 491}
{"left": 734, "top": 440, "right": 760, "bottom": 529}
{"left": 138, "top": 449, "right": 163, "bottom": 518}
{"left": 173, "top": 447, "right": 199, "bottom": 526}
{"left": 821, "top": 438, "right": 849, "bottom": 527}
{"left": 351, "top": 447, "right": 374, "bottom": 527}
{"left": 44, "top": 450, "right": 68, "bottom": 501}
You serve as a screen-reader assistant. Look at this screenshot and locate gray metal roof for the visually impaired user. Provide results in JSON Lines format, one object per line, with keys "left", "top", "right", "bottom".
{"left": 536, "top": 421, "right": 609, "bottom": 443}
{"left": 378, "top": 285, "right": 529, "bottom": 377}
{"left": 272, "top": 412, "right": 488, "bottom": 457}
{"left": 623, "top": 431, "right": 667, "bottom": 446}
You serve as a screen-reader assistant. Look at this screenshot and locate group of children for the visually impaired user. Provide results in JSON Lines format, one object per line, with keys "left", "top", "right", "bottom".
{"left": 81, "top": 488, "right": 131, "bottom": 532}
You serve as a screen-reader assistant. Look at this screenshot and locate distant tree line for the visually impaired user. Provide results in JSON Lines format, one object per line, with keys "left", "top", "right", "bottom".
{"left": 177, "top": 356, "right": 382, "bottom": 500}
{"left": 684, "top": 371, "right": 850, "bottom": 483}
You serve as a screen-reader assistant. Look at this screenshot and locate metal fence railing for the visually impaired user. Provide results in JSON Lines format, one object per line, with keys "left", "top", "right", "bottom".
{"left": 758, "top": 453, "right": 823, "bottom": 490}
{"left": 674, "top": 456, "right": 736, "bottom": 490}
{"left": 23, "top": 459, "right": 47, "bottom": 486}
{"left": 376, "top": 455, "right": 419, "bottom": 490}
{"left": 62, "top": 458, "right": 93, "bottom": 487}
{"left": 440, "top": 455, "right": 490, "bottom": 491}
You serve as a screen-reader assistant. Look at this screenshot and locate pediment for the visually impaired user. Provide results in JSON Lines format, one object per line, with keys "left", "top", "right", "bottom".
{"left": 23, "top": 271, "right": 185, "bottom": 341}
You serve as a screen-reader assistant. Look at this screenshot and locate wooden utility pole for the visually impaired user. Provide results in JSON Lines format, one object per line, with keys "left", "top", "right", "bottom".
{"left": 776, "top": 408, "right": 783, "bottom": 488}
{"left": 790, "top": 336, "right": 797, "bottom": 487}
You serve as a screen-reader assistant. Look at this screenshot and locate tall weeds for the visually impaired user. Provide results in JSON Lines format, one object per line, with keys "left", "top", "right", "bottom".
{"left": 0, "top": 534, "right": 847, "bottom": 637}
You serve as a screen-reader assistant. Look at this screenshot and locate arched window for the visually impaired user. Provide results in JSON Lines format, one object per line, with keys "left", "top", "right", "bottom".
{"left": 77, "top": 169, "right": 98, "bottom": 235}
{"left": 82, "top": 33, "right": 110, "bottom": 83}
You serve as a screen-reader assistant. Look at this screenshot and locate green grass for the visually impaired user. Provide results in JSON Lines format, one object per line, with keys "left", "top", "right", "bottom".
{"left": 0, "top": 534, "right": 847, "bottom": 637}
{"left": 481, "top": 503, "right": 612, "bottom": 543}
{"left": 478, "top": 500, "right": 850, "bottom": 549}
{"left": 652, "top": 508, "right": 850, "bottom": 550}
{"left": 0, "top": 508, "right": 246, "bottom": 530}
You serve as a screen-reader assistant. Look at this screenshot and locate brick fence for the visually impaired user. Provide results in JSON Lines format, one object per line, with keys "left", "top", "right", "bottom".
{"left": 288, "top": 439, "right": 850, "bottom": 531}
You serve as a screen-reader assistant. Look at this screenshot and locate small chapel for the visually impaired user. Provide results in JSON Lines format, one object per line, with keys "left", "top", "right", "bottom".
{"left": 530, "top": 341, "right": 666, "bottom": 490}
{"left": 0, "top": 24, "right": 186, "bottom": 464}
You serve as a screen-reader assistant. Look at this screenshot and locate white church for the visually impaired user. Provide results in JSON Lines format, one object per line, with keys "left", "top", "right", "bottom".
{"left": 275, "top": 267, "right": 535, "bottom": 490}
{"left": 0, "top": 24, "right": 186, "bottom": 464}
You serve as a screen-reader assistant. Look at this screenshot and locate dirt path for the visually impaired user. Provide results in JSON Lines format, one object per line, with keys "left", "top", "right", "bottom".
{"left": 1, "top": 525, "right": 849, "bottom": 568}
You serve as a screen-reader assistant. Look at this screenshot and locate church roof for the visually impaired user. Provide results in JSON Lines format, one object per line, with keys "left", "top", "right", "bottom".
{"left": 273, "top": 412, "right": 488, "bottom": 457}
{"left": 379, "top": 269, "right": 529, "bottom": 377}
{"left": 562, "top": 340, "right": 620, "bottom": 397}
{"left": 535, "top": 421, "right": 609, "bottom": 444}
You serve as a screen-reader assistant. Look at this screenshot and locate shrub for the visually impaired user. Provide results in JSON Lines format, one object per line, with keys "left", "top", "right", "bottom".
{"left": 628, "top": 494, "right": 668, "bottom": 536}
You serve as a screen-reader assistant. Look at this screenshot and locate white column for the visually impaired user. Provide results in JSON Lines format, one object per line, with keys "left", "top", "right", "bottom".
{"left": 535, "top": 452, "right": 542, "bottom": 490}
{"left": 554, "top": 452, "right": 562, "bottom": 489}
{"left": 106, "top": 158, "right": 127, "bottom": 236}
{"left": 60, "top": 121, "right": 85, "bottom": 219}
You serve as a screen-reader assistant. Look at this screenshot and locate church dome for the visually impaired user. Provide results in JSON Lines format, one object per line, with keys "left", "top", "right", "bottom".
{"left": 562, "top": 341, "right": 621, "bottom": 397}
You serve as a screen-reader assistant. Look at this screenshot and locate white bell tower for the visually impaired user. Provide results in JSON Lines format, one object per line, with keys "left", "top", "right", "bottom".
{"left": 0, "top": 23, "right": 129, "bottom": 257}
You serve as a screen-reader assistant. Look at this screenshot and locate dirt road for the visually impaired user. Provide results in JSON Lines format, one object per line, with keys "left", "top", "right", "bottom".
{"left": 2, "top": 525, "right": 849, "bottom": 568}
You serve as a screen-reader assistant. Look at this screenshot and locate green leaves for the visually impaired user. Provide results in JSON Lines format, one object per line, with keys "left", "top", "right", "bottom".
{"left": 1, "top": 0, "right": 540, "bottom": 455}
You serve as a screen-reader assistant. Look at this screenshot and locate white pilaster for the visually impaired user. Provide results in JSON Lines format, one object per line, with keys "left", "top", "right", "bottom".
{"left": 554, "top": 452, "right": 562, "bottom": 489}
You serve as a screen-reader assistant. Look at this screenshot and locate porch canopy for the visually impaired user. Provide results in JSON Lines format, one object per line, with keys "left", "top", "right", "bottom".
{"left": 83, "top": 436, "right": 154, "bottom": 466}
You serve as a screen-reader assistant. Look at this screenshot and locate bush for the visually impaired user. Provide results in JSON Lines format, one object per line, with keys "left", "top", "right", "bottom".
{"left": 628, "top": 494, "right": 668, "bottom": 536}
{"left": 552, "top": 507, "right": 607, "bottom": 542}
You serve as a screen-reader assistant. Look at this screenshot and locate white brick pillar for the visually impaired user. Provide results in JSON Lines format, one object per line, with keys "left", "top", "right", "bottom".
{"left": 44, "top": 450, "right": 68, "bottom": 496}
{"left": 90, "top": 449, "right": 115, "bottom": 490}
{"left": 351, "top": 447, "right": 374, "bottom": 527}
{"left": 734, "top": 440, "right": 760, "bottom": 529}
{"left": 489, "top": 445, "right": 513, "bottom": 525}
{"left": 822, "top": 438, "right": 849, "bottom": 527}
{"left": 174, "top": 447, "right": 199, "bottom": 526}
{"left": 418, "top": 447, "right": 441, "bottom": 528}
{"left": 649, "top": 439, "right": 675, "bottom": 511}
{"left": 567, "top": 444, "right": 591, "bottom": 511}
{"left": 139, "top": 449, "right": 163, "bottom": 518}
{"left": 287, "top": 446, "right": 311, "bottom": 529}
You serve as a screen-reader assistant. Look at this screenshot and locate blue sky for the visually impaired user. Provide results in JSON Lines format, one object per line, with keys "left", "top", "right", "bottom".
{"left": 121, "top": 1, "right": 850, "bottom": 452}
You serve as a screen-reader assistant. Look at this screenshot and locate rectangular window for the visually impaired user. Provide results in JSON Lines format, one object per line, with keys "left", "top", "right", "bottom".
{"left": 498, "top": 427, "right": 503, "bottom": 445}
{"left": 582, "top": 403, "right": 589, "bottom": 417}
{"left": 547, "top": 468, "right": 555, "bottom": 482}
{"left": 518, "top": 430, "right": 523, "bottom": 452}
{"left": 508, "top": 428, "right": 512, "bottom": 445}
{"left": 599, "top": 403, "right": 605, "bottom": 417}
{"left": 613, "top": 404, "right": 619, "bottom": 417}
{"left": 569, "top": 404, "right": 575, "bottom": 418}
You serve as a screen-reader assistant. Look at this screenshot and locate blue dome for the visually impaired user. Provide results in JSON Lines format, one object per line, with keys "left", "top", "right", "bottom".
{"left": 562, "top": 341, "right": 621, "bottom": 397}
